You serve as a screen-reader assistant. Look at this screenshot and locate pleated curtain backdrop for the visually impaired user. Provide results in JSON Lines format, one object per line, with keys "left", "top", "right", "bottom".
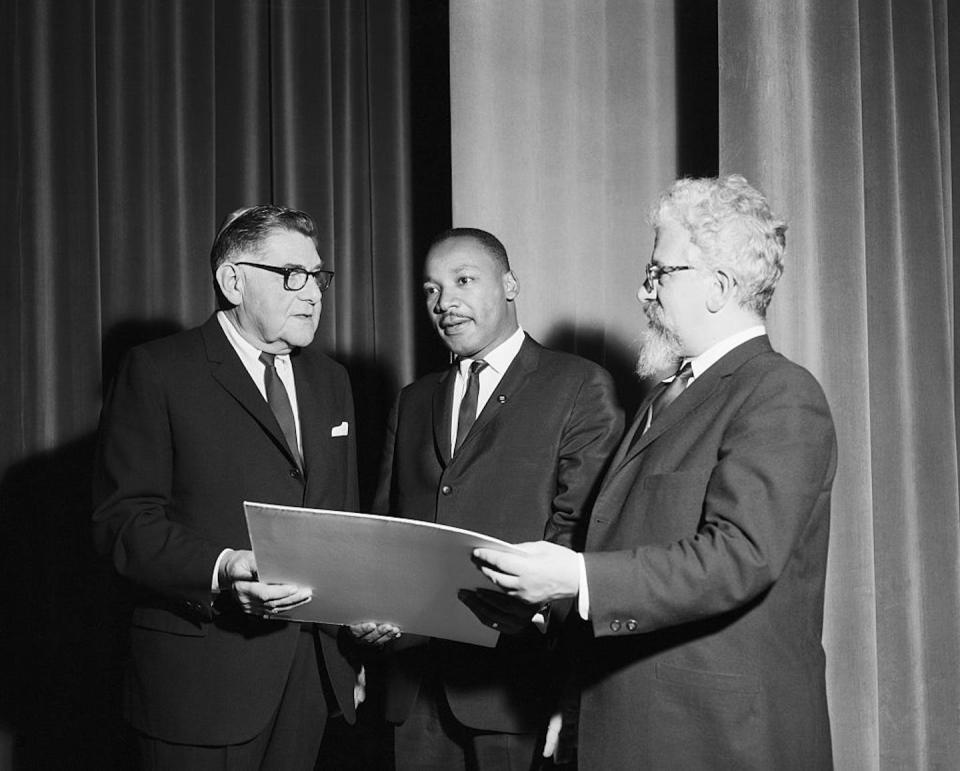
{"left": 0, "top": 0, "right": 424, "bottom": 765}
{"left": 719, "top": 2, "right": 960, "bottom": 767}
{"left": 449, "top": 0, "right": 679, "bottom": 413}
{"left": 450, "top": 0, "right": 960, "bottom": 767}
{"left": 5, "top": 0, "right": 959, "bottom": 766}
{"left": 2, "top": 0, "right": 418, "bottom": 471}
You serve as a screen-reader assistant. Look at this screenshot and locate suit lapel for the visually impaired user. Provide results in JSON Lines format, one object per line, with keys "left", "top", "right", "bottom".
{"left": 201, "top": 315, "right": 301, "bottom": 470}
{"left": 610, "top": 335, "right": 775, "bottom": 475}
{"left": 452, "top": 335, "right": 540, "bottom": 461}
{"left": 292, "top": 349, "right": 328, "bottom": 478}
{"left": 601, "top": 386, "right": 661, "bottom": 480}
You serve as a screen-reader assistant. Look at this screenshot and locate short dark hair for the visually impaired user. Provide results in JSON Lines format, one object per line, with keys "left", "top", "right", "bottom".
{"left": 210, "top": 205, "right": 321, "bottom": 309}
{"left": 428, "top": 227, "right": 511, "bottom": 272}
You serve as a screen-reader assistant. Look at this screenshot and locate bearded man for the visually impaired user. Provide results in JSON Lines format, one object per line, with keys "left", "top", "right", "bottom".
{"left": 473, "top": 175, "right": 838, "bottom": 770}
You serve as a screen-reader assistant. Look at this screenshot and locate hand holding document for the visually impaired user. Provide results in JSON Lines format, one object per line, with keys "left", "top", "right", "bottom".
{"left": 244, "top": 502, "right": 523, "bottom": 647}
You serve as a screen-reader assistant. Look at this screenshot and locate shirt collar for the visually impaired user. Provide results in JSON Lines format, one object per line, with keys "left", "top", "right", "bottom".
{"left": 685, "top": 325, "right": 766, "bottom": 380}
{"left": 217, "top": 311, "right": 292, "bottom": 368}
{"left": 458, "top": 325, "right": 525, "bottom": 377}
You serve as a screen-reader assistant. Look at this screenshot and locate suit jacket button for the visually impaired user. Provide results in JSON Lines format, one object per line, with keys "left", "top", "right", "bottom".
{"left": 609, "top": 619, "right": 621, "bottom": 632}
{"left": 441, "top": 485, "right": 452, "bottom": 495}
{"left": 289, "top": 468, "right": 301, "bottom": 479}
{"left": 626, "top": 619, "right": 638, "bottom": 632}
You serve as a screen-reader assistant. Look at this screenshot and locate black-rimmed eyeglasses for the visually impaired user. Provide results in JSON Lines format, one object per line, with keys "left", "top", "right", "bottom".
{"left": 643, "top": 263, "right": 694, "bottom": 293}
{"left": 234, "top": 262, "right": 335, "bottom": 293}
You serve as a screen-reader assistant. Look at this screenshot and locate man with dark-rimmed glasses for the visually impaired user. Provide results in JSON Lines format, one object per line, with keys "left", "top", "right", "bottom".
{"left": 93, "top": 205, "right": 361, "bottom": 769}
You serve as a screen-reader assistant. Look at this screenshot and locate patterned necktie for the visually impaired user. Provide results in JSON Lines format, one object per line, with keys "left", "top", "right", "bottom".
{"left": 259, "top": 352, "right": 302, "bottom": 469}
{"left": 640, "top": 361, "right": 694, "bottom": 439}
{"left": 653, "top": 361, "right": 694, "bottom": 418}
{"left": 454, "top": 359, "right": 489, "bottom": 454}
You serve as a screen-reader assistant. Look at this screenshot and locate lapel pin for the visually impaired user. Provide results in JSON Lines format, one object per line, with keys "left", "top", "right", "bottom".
{"left": 497, "top": 394, "right": 507, "bottom": 404}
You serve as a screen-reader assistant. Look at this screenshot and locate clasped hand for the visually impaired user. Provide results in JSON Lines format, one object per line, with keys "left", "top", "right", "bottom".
{"left": 471, "top": 540, "right": 580, "bottom": 606}
{"left": 219, "top": 549, "right": 312, "bottom": 618}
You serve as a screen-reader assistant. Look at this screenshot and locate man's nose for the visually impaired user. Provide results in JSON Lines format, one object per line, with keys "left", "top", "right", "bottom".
{"left": 299, "top": 277, "right": 323, "bottom": 303}
{"left": 433, "top": 289, "right": 454, "bottom": 313}
{"left": 638, "top": 280, "right": 656, "bottom": 302}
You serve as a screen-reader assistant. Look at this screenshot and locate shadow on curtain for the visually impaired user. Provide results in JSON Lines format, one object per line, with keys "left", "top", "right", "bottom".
{"left": 0, "top": 0, "right": 451, "bottom": 766}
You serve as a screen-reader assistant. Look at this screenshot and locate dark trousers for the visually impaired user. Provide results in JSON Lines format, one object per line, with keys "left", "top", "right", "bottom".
{"left": 393, "top": 671, "right": 539, "bottom": 771}
{"left": 137, "top": 629, "right": 330, "bottom": 770}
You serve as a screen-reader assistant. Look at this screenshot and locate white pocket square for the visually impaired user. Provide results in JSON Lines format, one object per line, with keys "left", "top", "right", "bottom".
{"left": 331, "top": 421, "right": 349, "bottom": 437}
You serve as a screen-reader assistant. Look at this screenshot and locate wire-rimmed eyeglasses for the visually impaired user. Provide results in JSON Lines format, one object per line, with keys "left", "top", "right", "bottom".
{"left": 643, "top": 263, "right": 694, "bottom": 293}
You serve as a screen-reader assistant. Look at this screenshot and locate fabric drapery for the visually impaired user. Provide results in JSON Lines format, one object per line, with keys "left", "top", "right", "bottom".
{"left": 449, "top": 0, "right": 678, "bottom": 415}
{"left": 450, "top": 1, "right": 960, "bottom": 767}
{"left": 0, "top": 1, "right": 423, "bottom": 766}
{"left": 4, "top": 0, "right": 959, "bottom": 767}
{"left": 1, "top": 0, "right": 417, "bottom": 480}
{"left": 718, "top": 2, "right": 960, "bottom": 767}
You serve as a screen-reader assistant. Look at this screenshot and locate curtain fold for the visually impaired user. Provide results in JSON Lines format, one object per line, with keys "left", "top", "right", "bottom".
{"left": 450, "top": 1, "right": 960, "bottom": 767}
{"left": 718, "top": 2, "right": 960, "bottom": 767}
{"left": 0, "top": 1, "right": 417, "bottom": 765}
{"left": 449, "top": 0, "right": 678, "bottom": 412}
{"left": 6, "top": 0, "right": 958, "bottom": 767}
{"left": 0, "top": 0, "right": 418, "bottom": 488}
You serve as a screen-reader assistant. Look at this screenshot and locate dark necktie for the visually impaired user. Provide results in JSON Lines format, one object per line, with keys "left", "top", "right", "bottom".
{"left": 454, "top": 359, "right": 489, "bottom": 454}
{"left": 259, "top": 352, "right": 302, "bottom": 469}
{"left": 652, "top": 361, "right": 694, "bottom": 418}
{"left": 639, "top": 361, "right": 694, "bottom": 439}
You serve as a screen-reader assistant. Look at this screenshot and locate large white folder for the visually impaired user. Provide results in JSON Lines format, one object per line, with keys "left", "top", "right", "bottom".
{"left": 244, "top": 502, "right": 521, "bottom": 647}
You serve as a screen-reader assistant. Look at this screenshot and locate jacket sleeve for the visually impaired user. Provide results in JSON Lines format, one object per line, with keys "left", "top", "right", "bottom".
{"left": 92, "top": 346, "right": 222, "bottom": 613}
{"left": 545, "top": 365, "right": 624, "bottom": 550}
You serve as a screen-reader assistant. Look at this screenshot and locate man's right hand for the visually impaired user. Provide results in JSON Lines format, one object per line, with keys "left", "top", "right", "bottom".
{"left": 457, "top": 588, "right": 539, "bottom": 634}
{"left": 346, "top": 621, "right": 402, "bottom": 647}
{"left": 219, "top": 549, "right": 313, "bottom": 617}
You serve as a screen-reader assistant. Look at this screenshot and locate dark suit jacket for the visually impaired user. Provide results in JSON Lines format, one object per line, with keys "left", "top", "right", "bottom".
{"left": 92, "top": 314, "right": 359, "bottom": 746}
{"left": 375, "top": 334, "right": 623, "bottom": 734}
{"left": 577, "top": 335, "right": 836, "bottom": 769}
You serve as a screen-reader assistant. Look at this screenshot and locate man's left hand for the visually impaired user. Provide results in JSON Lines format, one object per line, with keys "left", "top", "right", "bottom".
{"left": 347, "top": 621, "right": 402, "bottom": 647}
{"left": 221, "top": 549, "right": 313, "bottom": 617}
{"left": 457, "top": 588, "right": 538, "bottom": 634}
{"left": 472, "top": 541, "right": 580, "bottom": 605}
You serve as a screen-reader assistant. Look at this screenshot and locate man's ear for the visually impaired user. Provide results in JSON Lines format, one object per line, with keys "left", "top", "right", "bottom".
{"left": 706, "top": 269, "right": 735, "bottom": 313}
{"left": 503, "top": 270, "right": 519, "bottom": 301}
{"left": 215, "top": 263, "right": 244, "bottom": 306}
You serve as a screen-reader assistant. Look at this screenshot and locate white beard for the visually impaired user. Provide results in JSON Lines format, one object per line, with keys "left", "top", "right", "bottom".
{"left": 636, "top": 303, "right": 683, "bottom": 378}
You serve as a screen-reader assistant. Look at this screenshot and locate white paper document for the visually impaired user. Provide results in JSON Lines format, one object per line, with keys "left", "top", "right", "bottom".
{"left": 244, "top": 502, "right": 522, "bottom": 647}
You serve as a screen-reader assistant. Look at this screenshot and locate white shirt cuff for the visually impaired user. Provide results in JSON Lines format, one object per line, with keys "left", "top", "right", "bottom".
{"left": 212, "top": 548, "right": 232, "bottom": 592}
{"left": 531, "top": 604, "right": 551, "bottom": 633}
{"left": 577, "top": 552, "right": 590, "bottom": 620}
